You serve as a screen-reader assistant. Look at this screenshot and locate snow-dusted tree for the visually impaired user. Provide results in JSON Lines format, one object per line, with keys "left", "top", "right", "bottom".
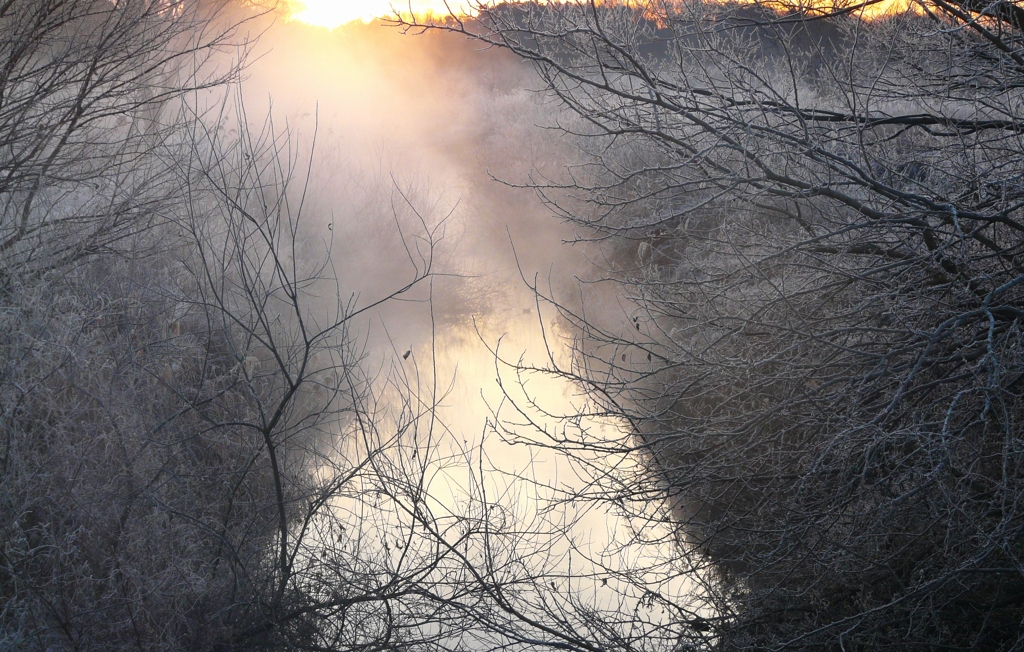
{"left": 411, "top": 0, "right": 1024, "bottom": 648}
{"left": 0, "top": 0, "right": 246, "bottom": 277}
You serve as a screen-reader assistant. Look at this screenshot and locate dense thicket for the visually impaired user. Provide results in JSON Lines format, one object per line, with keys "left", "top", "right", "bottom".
{"left": 428, "top": 0, "right": 1024, "bottom": 649}
{"left": 0, "top": 3, "right": 462, "bottom": 650}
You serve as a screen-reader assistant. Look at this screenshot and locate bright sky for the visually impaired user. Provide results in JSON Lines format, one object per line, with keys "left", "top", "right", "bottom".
{"left": 286, "top": 0, "right": 476, "bottom": 26}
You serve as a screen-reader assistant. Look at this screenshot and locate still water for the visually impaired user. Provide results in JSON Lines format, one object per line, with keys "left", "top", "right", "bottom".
{"left": 240, "top": 14, "right": 706, "bottom": 641}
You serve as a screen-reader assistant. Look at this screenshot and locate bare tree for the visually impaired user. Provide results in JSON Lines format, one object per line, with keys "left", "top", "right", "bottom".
{"left": 172, "top": 100, "right": 457, "bottom": 650}
{"left": 407, "top": 0, "right": 1024, "bottom": 649}
{"left": 0, "top": 0, "right": 249, "bottom": 278}
{"left": 0, "top": 88, "right": 480, "bottom": 650}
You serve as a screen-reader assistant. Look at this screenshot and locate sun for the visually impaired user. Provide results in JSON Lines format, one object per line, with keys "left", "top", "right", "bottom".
{"left": 285, "top": 0, "right": 475, "bottom": 27}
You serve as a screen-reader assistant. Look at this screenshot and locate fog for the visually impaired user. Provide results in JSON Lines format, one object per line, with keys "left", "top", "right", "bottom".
{"left": 225, "top": 12, "right": 687, "bottom": 610}
{"left": 231, "top": 15, "right": 588, "bottom": 413}
{"left": 241, "top": 17, "right": 583, "bottom": 277}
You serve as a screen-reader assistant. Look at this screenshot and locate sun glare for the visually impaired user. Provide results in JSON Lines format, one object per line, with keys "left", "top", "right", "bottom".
{"left": 286, "top": 0, "right": 475, "bottom": 27}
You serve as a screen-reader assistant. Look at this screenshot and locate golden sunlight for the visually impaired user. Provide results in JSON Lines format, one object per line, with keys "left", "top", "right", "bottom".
{"left": 284, "top": 0, "right": 920, "bottom": 30}
{"left": 286, "top": 0, "right": 475, "bottom": 27}
{"left": 761, "top": 0, "right": 921, "bottom": 19}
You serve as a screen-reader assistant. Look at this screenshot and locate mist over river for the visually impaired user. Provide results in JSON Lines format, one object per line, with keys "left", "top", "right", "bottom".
{"left": 230, "top": 12, "right": 696, "bottom": 624}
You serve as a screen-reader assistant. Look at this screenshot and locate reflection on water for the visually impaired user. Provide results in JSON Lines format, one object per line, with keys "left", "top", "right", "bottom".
{"left": 340, "top": 272, "right": 708, "bottom": 631}
{"left": 236, "top": 14, "right": 712, "bottom": 644}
